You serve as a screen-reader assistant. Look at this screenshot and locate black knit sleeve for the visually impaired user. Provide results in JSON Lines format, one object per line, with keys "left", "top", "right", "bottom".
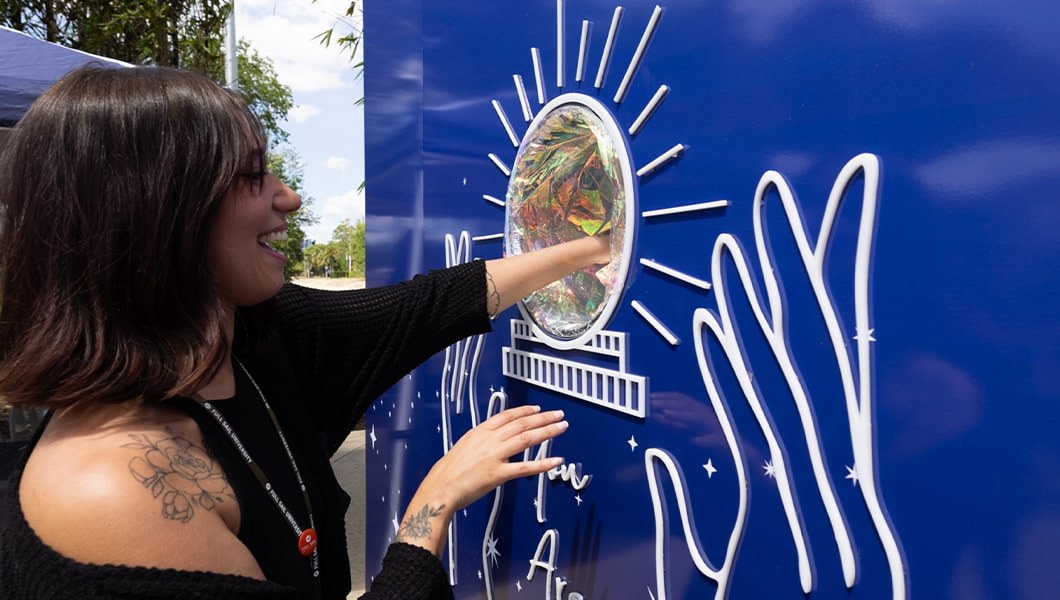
{"left": 357, "top": 543, "right": 454, "bottom": 600}
{"left": 272, "top": 261, "right": 492, "bottom": 454}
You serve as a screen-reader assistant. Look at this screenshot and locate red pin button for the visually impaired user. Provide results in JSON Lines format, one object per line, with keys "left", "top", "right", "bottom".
{"left": 298, "top": 528, "right": 318, "bottom": 557}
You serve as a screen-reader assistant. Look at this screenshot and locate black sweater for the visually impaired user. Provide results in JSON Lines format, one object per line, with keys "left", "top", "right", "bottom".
{"left": 0, "top": 261, "right": 490, "bottom": 599}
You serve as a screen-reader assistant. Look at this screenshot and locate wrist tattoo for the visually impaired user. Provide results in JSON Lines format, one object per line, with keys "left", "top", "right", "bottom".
{"left": 485, "top": 270, "right": 501, "bottom": 319}
{"left": 395, "top": 503, "right": 446, "bottom": 543}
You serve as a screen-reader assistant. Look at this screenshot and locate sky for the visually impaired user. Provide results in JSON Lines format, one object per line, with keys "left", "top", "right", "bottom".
{"left": 233, "top": 0, "right": 365, "bottom": 244}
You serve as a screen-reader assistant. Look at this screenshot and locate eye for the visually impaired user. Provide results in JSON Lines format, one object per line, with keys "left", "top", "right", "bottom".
{"left": 238, "top": 152, "right": 269, "bottom": 190}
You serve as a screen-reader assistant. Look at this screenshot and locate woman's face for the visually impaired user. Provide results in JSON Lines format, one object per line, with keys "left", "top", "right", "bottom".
{"left": 207, "top": 158, "right": 302, "bottom": 308}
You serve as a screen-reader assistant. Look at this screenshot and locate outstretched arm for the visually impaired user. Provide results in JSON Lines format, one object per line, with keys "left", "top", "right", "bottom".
{"left": 483, "top": 234, "right": 611, "bottom": 318}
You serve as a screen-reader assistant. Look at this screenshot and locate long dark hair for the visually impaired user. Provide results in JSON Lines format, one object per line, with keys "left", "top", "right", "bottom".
{"left": 0, "top": 65, "right": 269, "bottom": 408}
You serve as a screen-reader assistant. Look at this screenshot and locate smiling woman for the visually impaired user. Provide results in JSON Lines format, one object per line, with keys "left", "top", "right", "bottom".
{"left": 0, "top": 64, "right": 609, "bottom": 600}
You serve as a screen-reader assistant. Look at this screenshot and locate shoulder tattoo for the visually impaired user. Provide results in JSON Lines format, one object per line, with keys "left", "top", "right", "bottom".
{"left": 395, "top": 503, "right": 446, "bottom": 543}
{"left": 122, "top": 427, "right": 234, "bottom": 524}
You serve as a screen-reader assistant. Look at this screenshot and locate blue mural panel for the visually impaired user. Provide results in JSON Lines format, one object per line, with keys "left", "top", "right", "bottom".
{"left": 364, "top": 2, "right": 1060, "bottom": 598}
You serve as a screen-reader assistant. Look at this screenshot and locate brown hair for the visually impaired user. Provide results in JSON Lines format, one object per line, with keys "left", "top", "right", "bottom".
{"left": 0, "top": 65, "right": 268, "bottom": 408}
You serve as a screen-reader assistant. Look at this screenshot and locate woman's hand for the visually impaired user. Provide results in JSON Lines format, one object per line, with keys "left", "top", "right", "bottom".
{"left": 394, "top": 405, "right": 568, "bottom": 556}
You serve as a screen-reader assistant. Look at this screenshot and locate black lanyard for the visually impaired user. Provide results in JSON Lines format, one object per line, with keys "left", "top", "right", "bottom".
{"left": 193, "top": 357, "right": 322, "bottom": 600}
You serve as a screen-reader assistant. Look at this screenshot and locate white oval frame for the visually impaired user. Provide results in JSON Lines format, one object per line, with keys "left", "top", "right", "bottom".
{"left": 504, "top": 93, "right": 636, "bottom": 350}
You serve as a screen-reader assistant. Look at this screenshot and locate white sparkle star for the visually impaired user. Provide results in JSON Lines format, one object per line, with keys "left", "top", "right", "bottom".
{"left": 627, "top": 435, "right": 639, "bottom": 451}
{"left": 486, "top": 536, "right": 501, "bottom": 567}
{"left": 392, "top": 513, "right": 400, "bottom": 534}
{"left": 575, "top": 494, "right": 583, "bottom": 506}
{"left": 462, "top": 508, "right": 468, "bottom": 517}
{"left": 854, "top": 327, "right": 876, "bottom": 343}
{"left": 463, "top": 177, "right": 468, "bottom": 186}
{"left": 703, "top": 459, "right": 717, "bottom": 478}
{"left": 763, "top": 460, "right": 777, "bottom": 479}
{"left": 384, "top": 463, "right": 387, "bottom": 471}
{"left": 437, "top": 424, "right": 441, "bottom": 432}
{"left": 369, "top": 425, "right": 377, "bottom": 450}
{"left": 846, "top": 464, "right": 859, "bottom": 487}
{"left": 516, "top": 581, "right": 522, "bottom": 592}
{"left": 532, "top": 498, "right": 539, "bottom": 508}
{"left": 478, "top": 570, "right": 483, "bottom": 580}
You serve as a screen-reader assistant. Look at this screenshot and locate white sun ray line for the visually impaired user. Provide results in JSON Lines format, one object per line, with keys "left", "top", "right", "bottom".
{"left": 576, "top": 20, "right": 591, "bottom": 82}
{"left": 637, "top": 143, "right": 686, "bottom": 177}
{"left": 488, "top": 153, "right": 512, "bottom": 177}
{"left": 614, "top": 5, "right": 663, "bottom": 105}
{"left": 482, "top": 194, "right": 506, "bottom": 208}
{"left": 556, "top": 0, "right": 565, "bottom": 88}
{"left": 472, "top": 233, "right": 505, "bottom": 242}
{"left": 628, "top": 84, "right": 669, "bottom": 136}
{"left": 512, "top": 74, "right": 533, "bottom": 122}
{"left": 642, "top": 199, "right": 730, "bottom": 218}
{"left": 491, "top": 100, "right": 520, "bottom": 148}
{"left": 594, "top": 6, "right": 623, "bottom": 89}
{"left": 531, "top": 47, "right": 548, "bottom": 105}
{"left": 631, "top": 300, "right": 680, "bottom": 346}
{"left": 639, "top": 258, "right": 712, "bottom": 290}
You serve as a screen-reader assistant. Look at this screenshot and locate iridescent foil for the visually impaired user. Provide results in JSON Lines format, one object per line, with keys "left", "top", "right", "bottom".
{"left": 506, "top": 104, "right": 626, "bottom": 339}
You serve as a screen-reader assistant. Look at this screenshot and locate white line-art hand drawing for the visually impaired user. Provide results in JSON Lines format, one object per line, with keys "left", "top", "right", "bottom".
{"left": 649, "top": 153, "right": 906, "bottom": 599}
{"left": 440, "top": 231, "right": 490, "bottom": 585}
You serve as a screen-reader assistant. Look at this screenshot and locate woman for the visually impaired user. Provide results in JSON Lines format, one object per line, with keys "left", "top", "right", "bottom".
{"left": 0, "top": 66, "right": 610, "bottom": 599}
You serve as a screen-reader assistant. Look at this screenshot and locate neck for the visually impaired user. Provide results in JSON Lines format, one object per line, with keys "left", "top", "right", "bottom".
{"left": 196, "top": 305, "right": 237, "bottom": 400}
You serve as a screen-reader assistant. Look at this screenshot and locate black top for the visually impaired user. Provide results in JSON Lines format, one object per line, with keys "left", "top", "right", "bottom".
{"left": 0, "top": 261, "right": 489, "bottom": 599}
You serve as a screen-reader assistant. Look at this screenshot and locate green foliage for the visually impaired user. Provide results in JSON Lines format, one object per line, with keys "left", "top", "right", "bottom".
{"left": 233, "top": 40, "right": 293, "bottom": 146}
{"left": 302, "top": 219, "right": 365, "bottom": 278}
{"left": 331, "top": 219, "right": 365, "bottom": 277}
{"left": 304, "top": 241, "right": 341, "bottom": 277}
{"left": 0, "top": 0, "right": 230, "bottom": 69}
{"left": 267, "top": 150, "right": 319, "bottom": 280}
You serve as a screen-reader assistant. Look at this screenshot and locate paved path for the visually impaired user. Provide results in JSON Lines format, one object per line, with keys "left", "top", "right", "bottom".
{"left": 331, "top": 430, "right": 366, "bottom": 599}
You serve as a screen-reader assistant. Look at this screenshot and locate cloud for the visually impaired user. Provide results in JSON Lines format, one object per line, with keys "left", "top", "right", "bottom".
{"left": 304, "top": 187, "right": 364, "bottom": 243}
{"left": 325, "top": 156, "right": 350, "bottom": 171}
{"left": 235, "top": 0, "right": 359, "bottom": 94}
{"left": 288, "top": 104, "right": 321, "bottom": 124}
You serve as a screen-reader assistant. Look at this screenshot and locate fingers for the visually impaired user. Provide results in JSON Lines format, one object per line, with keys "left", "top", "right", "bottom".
{"left": 493, "top": 409, "right": 567, "bottom": 456}
{"left": 481, "top": 404, "right": 542, "bottom": 430}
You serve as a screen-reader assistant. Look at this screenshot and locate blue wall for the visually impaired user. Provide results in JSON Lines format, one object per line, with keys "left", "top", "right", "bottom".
{"left": 364, "top": 2, "right": 1060, "bottom": 598}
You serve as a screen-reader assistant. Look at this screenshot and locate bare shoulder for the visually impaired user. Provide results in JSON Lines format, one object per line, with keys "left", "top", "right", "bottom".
{"left": 20, "top": 402, "right": 263, "bottom": 579}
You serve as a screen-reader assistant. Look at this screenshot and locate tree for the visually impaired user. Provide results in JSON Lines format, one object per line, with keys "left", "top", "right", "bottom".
{"left": 267, "top": 149, "right": 318, "bottom": 279}
{"left": 331, "top": 219, "right": 365, "bottom": 277}
{"left": 304, "top": 242, "right": 342, "bottom": 277}
{"left": 0, "top": 0, "right": 230, "bottom": 70}
{"left": 232, "top": 40, "right": 293, "bottom": 146}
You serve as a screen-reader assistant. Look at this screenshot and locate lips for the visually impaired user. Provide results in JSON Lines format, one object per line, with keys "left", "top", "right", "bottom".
{"left": 257, "top": 229, "right": 288, "bottom": 245}
{"left": 257, "top": 229, "right": 288, "bottom": 261}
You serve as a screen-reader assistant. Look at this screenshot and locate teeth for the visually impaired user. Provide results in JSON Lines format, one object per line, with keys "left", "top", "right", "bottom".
{"left": 258, "top": 230, "right": 288, "bottom": 244}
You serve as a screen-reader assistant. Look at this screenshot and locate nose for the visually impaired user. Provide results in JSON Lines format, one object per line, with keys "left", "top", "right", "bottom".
{"left": 275, "top": 179, "right": 302, "bottom": 214}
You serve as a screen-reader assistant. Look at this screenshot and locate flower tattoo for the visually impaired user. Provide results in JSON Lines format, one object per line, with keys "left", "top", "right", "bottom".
{"left": 395, "top": 503, "right": 446, "bottom": 543}
{"left": 124, "top": 427, "right": 233, "bottom": 524}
